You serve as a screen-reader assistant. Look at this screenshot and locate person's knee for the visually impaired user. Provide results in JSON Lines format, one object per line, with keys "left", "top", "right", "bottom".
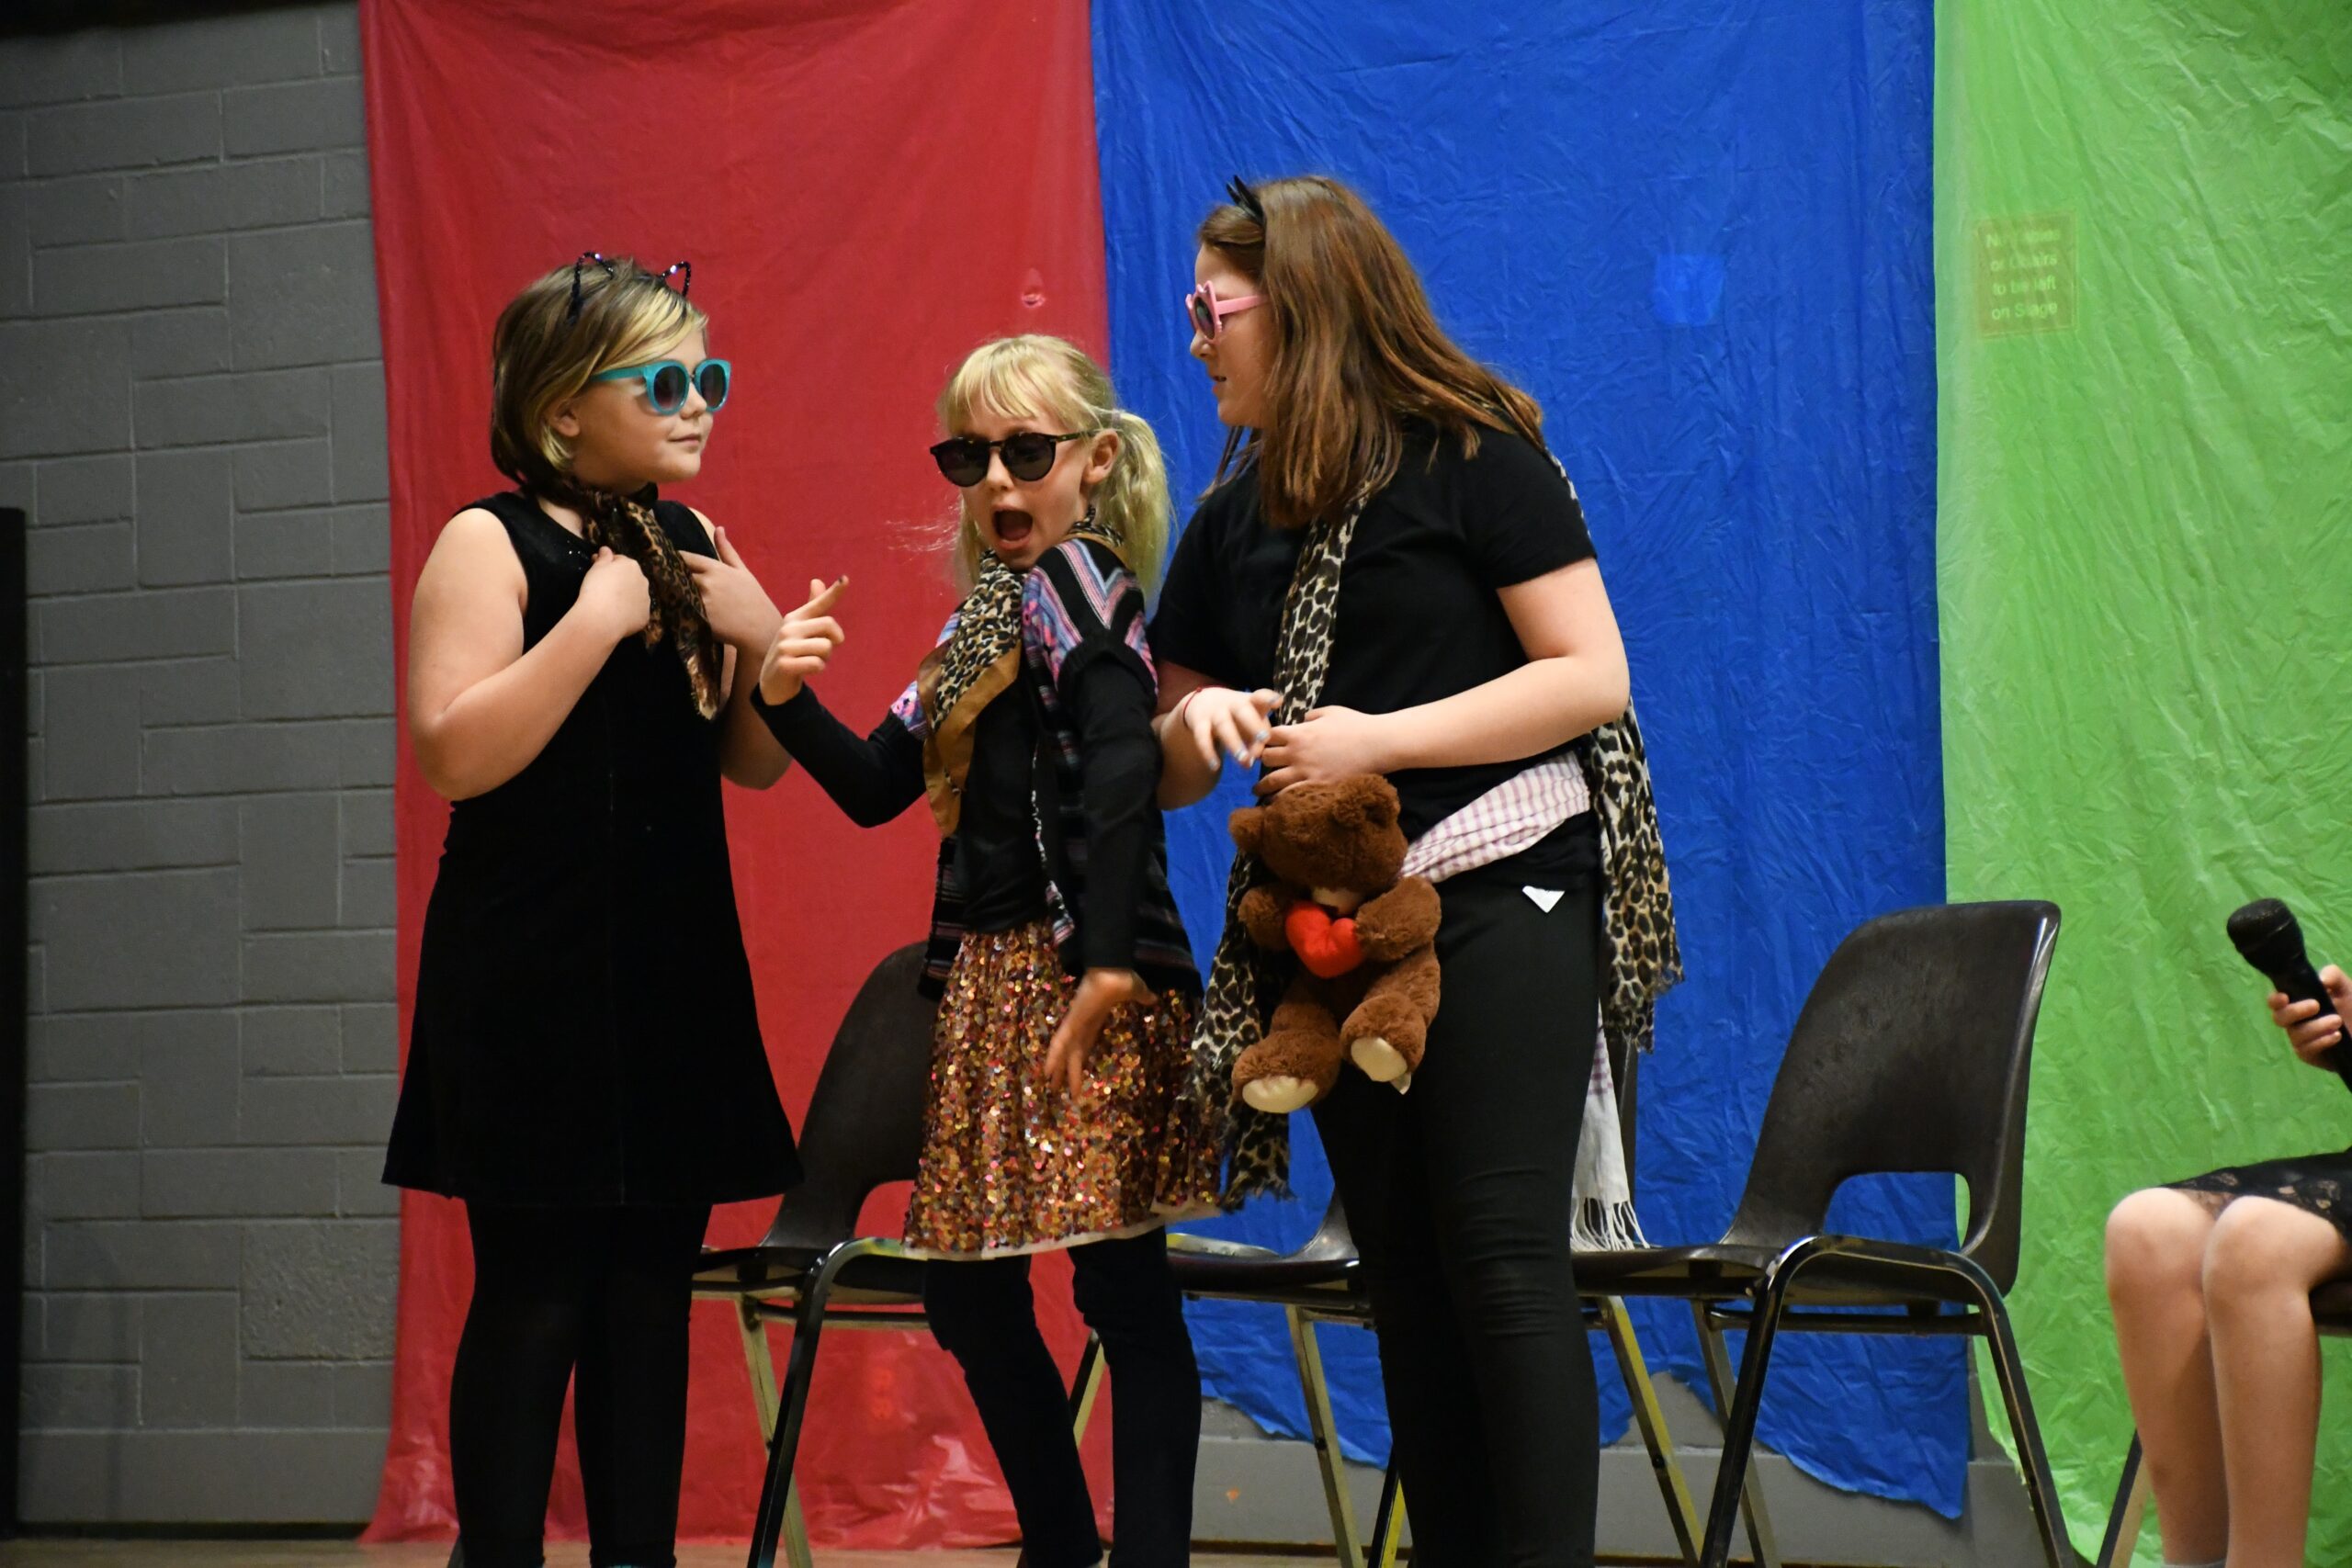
{"left": 595, "top": 1257, "right": 695, "bottom": 1335}
{"left": 2103, "top": 1189, "right": 2209, "bottom": 1299}
{"left": 1354, "top": 1245, "right": 1453, "bottom": 1336}
{"left": 1429, "top": 1178, "right": 1579, "bottom": 1321}
{"left": 1453, "top": 1250, "right": 1579, "bottom": 1338}
{"left": 922, "top": 1260, "right": 1025, "bottom": 1356}
{"left": 1407, "top": 1209, "right": 1577, "bottom": 1338}
{"left": 2201, "top": 1199, "right": 2337, "bottom": 1314}
{"left": 1070, "top": 1239, "right": 1185, "bottom": 1344}
{"left": 469, "top": 1235, "right": 593, "bottom": 1310}
{"left": 462, "top": 1270, "right": 592, "bottom": 1353}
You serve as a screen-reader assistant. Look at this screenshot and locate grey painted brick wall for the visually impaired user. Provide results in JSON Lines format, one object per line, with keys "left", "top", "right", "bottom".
{"left": 1, "top": 2, "right": 396, "bottom": 1525}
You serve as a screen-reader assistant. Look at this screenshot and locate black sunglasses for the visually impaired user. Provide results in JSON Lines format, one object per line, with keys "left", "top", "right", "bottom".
{"left": 568, "top": 252, "right": 692, "bottom": 322}
{"left": 929, "top": 430, "right": 1096, "bottom": 487}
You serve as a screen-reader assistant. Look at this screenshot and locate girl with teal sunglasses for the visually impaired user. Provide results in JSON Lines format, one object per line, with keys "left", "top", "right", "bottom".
{"left": 386, "top": 254, "right": 797, "bottom": 1568}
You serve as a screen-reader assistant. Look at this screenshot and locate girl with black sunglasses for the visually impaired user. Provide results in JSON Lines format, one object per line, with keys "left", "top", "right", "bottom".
{"left": 384, "top": 255, "right": 800, "bottom": 1568}
{"left": 749, "top": 334, "right": 1220, "bottom": 1567}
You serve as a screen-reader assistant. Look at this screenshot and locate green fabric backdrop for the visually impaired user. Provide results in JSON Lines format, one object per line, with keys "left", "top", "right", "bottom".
{"left": 1937, "top": 1, "right": 2352, "bottom": 1557}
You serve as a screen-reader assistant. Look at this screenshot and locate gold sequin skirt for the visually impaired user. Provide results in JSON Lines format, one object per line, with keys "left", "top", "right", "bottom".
{"left": 905, "top": 920, "right": 1223, "bottom": 1258}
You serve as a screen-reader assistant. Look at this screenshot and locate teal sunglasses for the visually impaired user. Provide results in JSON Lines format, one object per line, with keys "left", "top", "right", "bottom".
{"left": 591, "top": 356, "right": 731, "bottom": 416}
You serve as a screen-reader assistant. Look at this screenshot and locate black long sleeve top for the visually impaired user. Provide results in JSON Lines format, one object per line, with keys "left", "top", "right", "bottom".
{"left": 752, "top": 652, "right": 1160, "bottom": 973}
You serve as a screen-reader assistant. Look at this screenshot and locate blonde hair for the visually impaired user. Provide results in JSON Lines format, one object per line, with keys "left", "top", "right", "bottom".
{"left": 490, "top": 256, "right": 706, "bottom": 491}
{"left": 934, "top": 335, "right": 1172, "bottom": 594}
{"left": 486, "top": 256, "right": 723, "bottom": 716}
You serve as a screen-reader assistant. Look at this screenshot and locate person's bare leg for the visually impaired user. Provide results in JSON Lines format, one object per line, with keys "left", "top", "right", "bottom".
{"left": 2105, "top": 1188, "right": 2227, "bottom": 1562}
{"left": 2203, "top": 1195, "right": 2352, "bottom": 1568}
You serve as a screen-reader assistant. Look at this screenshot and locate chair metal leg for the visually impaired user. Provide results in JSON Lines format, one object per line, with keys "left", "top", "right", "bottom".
{"left": 1366, "top": 1461, "right": 1406, "bottom": 1568}
{"left": 737, "top": 1296, "right": 780, "bottom": 1436}
{"left": 1599, "top": 1296, "right": 1701, "bottom": 1568}
{"left": 1069, "top": 1330, "right": 1106, "bottom": 1440}
{"left": 732, "top": 1297, "right": 814, "bottom": 1568}
{"left": 1701, "top": 1278, "right": 1800, "bottom": 1568}
{"left": 1966, "top": 1278, "right": 2075, "bottom": 1568}
{"left": 779, "top": 1487, "right": 814, "bottom": 1568}
{"left": 1288, "top": 1306, "right": 1365, "bottom": 1568}
{"left": 747, "top": 1266, "right": 845, "bottom": 1568}
{"left": 2097, "top": 1434, "right": 2146, "bottom": 1568}
{"left": 1692, "top": 1303, "right": 1781, "bottom": 1568}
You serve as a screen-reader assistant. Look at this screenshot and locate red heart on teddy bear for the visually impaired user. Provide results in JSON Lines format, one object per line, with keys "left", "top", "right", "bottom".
{"left": 1285, "top": 901, "right": 1365, "bottom": 979}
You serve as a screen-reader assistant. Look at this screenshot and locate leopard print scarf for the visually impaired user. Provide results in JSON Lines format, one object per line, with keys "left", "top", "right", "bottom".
{"left": 1184, "top": 468, "right": 1683, "bottom": 1207}
{"left": 917, "top": 512, "right": 1125, "bottom": 835}
{"left": 542, "top": 478, "right": 724, "bottom": 718}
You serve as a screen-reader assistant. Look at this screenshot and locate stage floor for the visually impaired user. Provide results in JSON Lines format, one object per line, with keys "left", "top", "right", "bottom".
{"left": 0, "top": 1545, "right": 1333, "bottom": 1567}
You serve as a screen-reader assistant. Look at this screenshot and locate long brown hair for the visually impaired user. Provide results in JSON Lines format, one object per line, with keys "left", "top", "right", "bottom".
{"left": 1201, "top": 175, "right": 1547, "bottom": 529}
{"left": 489, "top": 257, "right": 723, "bottom": 716}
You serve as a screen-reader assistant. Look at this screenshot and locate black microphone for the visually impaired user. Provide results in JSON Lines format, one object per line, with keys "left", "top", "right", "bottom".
{"left": 2227, "top": 898, "right": 2352, "bottom": 1092}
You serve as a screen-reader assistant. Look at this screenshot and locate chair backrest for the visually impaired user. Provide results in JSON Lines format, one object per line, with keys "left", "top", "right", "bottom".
{"left": 1720, "top": 901, "right": 2060, "bottom": 1292}
{"left": 1295, "top": 1190, "right": 1358, "bottom": 1265}
{"left": 756, "top": 942, "right": 937, "bottom": 1252}
{"left": 1611, "top": 1021, "right": 1639, "bottom": 1190}
{"left": 2312, "top": 1278, "right": 2352, "bottom": 1335}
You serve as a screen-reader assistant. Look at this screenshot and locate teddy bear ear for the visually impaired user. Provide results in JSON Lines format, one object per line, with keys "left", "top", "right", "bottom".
{"left": 1331, "top": 776, "right": 1396, "bottom": 830}
{"left": 1229, "top": 806, "right": 1265, "bottom": 854}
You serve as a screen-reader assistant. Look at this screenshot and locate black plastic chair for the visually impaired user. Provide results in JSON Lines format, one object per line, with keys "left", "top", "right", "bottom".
{"left": 1158, "top": 1198, "right": 1404, "bottom": 1568}
{"left": 1130, "top": 1034, "right": 1705, "bottom": 1568}
{"left": 695, "top": 942, "right": 1166, "bottom": 1568}
{"left": 2096, "top": 1276, "right": 2352, "bottom": 1565}
{"left": 1574, "top": 900, "right": 2070, "bottom": 1568}
{"left": 691, "top": 942, "right": 939, "bottom": 1568}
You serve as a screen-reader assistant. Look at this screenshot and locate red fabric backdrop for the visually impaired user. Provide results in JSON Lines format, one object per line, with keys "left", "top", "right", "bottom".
{"left": 359, "top": 0, "right": 1114, "bottom": 1544}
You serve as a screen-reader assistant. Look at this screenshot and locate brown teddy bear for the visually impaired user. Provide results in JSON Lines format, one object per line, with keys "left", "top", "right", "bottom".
{"left": 1228, "top": 775, "right": 1442, "bottom": 1113}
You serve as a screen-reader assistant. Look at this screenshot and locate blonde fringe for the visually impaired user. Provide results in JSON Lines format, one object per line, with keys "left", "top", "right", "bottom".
{"left": 936, "top": 335, "right": 1173, "bottom": 594}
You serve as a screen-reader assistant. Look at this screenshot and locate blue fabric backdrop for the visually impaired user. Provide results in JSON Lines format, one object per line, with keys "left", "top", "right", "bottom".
{"left": 1091, "top": 0, "right": 1960, "bottom": 1514}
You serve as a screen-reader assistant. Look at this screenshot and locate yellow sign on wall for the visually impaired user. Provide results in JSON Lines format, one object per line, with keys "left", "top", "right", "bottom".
{"left": 1974, "top": 211, "right": 2076, "bottom": 336}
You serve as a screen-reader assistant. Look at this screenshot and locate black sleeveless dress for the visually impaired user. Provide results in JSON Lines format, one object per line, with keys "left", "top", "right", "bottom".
{"left": 2170, "top": 1148, "right": 2352, "bottom": 1243}
{"left": 384, "top": 491, "right": 801, "bottom": 1207}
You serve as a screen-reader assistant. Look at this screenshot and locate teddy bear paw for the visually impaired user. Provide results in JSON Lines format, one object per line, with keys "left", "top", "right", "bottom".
{"left": 1350, "top": 1035, "right": 1413, "bottom": 1085}
{"left": 1240, "top": 1075, "right": 1321, "bottom": 1113}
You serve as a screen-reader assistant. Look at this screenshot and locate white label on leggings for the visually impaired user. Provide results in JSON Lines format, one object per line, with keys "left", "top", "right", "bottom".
{"left": 1522, "top": 886, "right": 1564, "bottom": 913}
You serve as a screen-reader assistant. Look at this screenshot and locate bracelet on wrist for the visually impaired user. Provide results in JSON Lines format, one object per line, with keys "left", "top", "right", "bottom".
{"left": 1172, "top": 686, "right": 1221, "bottom": 730}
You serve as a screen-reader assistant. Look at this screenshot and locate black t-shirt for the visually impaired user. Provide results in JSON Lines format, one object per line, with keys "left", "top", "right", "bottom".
{"left": 1150, "top": 423, "right": 1600, "bottom": 848}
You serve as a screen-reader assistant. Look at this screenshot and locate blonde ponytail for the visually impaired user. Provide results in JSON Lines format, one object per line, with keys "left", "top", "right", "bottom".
{"left": 1093, "top": 408, "right": 1173, "bottom": 592}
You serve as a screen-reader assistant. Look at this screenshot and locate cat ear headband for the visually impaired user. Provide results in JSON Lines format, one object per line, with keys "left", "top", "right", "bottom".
{"left": 1225, "top": 175, "right": 1266, "bottom": 226}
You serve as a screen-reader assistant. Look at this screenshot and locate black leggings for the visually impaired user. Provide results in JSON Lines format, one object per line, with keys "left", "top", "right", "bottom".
{"left": 1313, "top": 861, "right": 1602, "bottom": 1568}
{"left": 449, "top": 1202, "right": 710, "bottom": 1568}
{"left": 922, "top": 1229, "right": 1201, "bottom": 1568}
